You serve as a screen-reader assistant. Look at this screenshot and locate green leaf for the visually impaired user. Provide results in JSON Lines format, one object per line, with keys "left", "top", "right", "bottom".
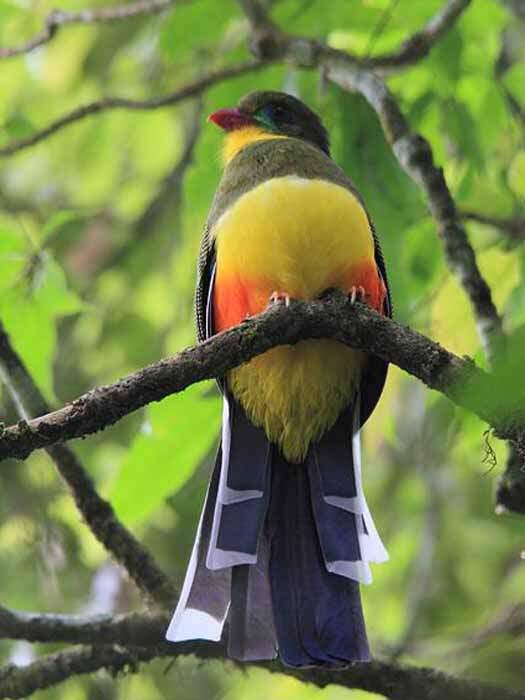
{"left": 110, "top": 382, "right": 221, "bottom": 524}
{"left": 424, "top": 27, "right": 463, "bottom": 95}
{"left": 0, "top": 252, "right": 84, "bottom": 401}
{"left": 503, "top": 63, "right": 525, "bottom": 107}
{"left": 159, "top": 2, "right": 237, "bottom": 63}
{"left": 332, "top": 88, "right": 427, "bottom": 320}
{"left": 508, "top": 151, "right": 525, "bottom": 198}
{"left": 505, "top": 251, "right": 525, "bottom": 327}
{"left": 40, "top": 210, "right": 80, "bottom": 245}
{"left": 2, "top": 112, "right": 34, "bottom": 140}
{"left": 442, "top": 99, "right": 484, "bottom": 170}
{"left": 0, "top": 227, "right": 27, "bottom": 294}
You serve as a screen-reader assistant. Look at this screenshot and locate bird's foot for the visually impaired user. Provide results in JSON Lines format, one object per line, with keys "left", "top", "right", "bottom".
{"left": 349, "top": 285, "right": 366, "bottom": 304}
{"left": 268, "top": 291, "right": 292, "bottom": 307}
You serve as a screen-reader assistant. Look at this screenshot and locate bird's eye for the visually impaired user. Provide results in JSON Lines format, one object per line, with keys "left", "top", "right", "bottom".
{"left": 254, "top": 104, "right": 289, "bottom": 131}
{"left": 260, "top": 104, "right": 287, "bottom": 124}
{"left": 270, "top": 105, "right": 286, "bottom": 120}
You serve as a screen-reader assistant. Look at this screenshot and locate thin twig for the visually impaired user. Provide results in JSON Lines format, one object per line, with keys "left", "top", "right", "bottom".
{"left": 240, "top": 0, "right": 471, "bottom": 72}
{"left": 0, "top": 321, "right": 176, "bottom": 605}
{"left": 468, "top": 604, "right": 525, "bottom": 649}
{"left": 0, "top": 0, "right": 179, "bottom": 60}
{"left": 362, "top": 0, "right": 402, "bottom": 60}
{"left": 0, "top": 294, "right": 523, "bottom": 463}
{"left": 365, "top": 0, "right": 471, "bottom": 71}
{"left": 0, "top": 187, "right": 45, "bottom": 221}
{"left": 0, "top": 61, "right": 265, "bottom": 157}
{"left": 462, "top": 211, "right": 525, "bottom": 243}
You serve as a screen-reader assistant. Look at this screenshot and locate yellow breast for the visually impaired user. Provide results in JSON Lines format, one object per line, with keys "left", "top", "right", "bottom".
{"left": 212, "top": 176, "right": 376, "bottom": 462}
{"left": 213, "top": 176, "right": 375, "bottom": 296}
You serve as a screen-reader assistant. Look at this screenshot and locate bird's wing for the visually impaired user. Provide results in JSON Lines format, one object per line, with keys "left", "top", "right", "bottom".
{"left": 195, "top": 223, "right": 216, "bottom": 343}
{"left": 358, "top": 220, "right": 391, "bottom": 428}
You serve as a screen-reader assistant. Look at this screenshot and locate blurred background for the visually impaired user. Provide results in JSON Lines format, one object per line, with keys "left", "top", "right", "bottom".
{"left": 0, "top": 0, "right": 524, "bottom": 697}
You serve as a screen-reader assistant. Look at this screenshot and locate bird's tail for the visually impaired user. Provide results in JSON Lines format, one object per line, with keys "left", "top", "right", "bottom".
{"left": 166, "top": 396, "right": 387, "bottom": 666}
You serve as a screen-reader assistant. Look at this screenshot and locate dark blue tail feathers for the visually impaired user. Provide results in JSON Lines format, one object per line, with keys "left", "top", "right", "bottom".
{"left": 266, "top": 451, "right": 369, "bottom": 666}
{"left": 167, "top": 399, "right": 374, "bottom": 667}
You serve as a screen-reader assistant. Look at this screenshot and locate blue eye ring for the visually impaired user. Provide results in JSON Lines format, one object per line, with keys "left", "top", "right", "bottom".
{"left": 255, "top": 103, "right": 288, "bottom": 131}
{"left": 264, "top": 104, "right": 286, "bottom": 121}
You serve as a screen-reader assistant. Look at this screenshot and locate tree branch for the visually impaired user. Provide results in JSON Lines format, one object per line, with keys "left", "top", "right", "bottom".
{"left": 0, "top": 619, "right": 524, "bottom": 700}
{"left": 0, "top": 606, "right": 169, "bottom": 646}
{"left": 0, "top": 61, "right": 264, "bottom": 157}
{"left": 365, "top": 0, "right": 472, "bottom": 71}
{"left": 0, "top": 321, "right": 176, "bottom": 605}
{"left": 0, "top": 0, "right": 179, "bottom": 60}
{"left": 496, "top": 442, "right": 525, "bottom": 514}
{"left": 240, "top": 0, "right": 472, "bottom": 72}
{"left": 0, "top": 295, "right": 523, "bottom": 463}
{"left": 462, "top": 211, "right": 525, "bottom": 243}
{"left": 469, "top": 603, "right": 525, "bottom": 648}
{"left": 0, "top": 645, "right": 157, "bottom": 700}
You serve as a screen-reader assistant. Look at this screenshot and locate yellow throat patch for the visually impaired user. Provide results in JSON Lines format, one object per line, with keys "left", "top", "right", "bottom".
{"left": 221, "top": 126, "right": 285, "bottom": 164}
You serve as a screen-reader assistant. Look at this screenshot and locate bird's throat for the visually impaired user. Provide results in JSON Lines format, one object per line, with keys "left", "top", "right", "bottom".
{"left": 222, "top": 127, "right": 286, "bottom": 164}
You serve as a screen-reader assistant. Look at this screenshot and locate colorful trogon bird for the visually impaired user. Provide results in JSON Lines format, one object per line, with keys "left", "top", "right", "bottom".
{"left": 166, "top": 91, "right": 391, "bottom": 666}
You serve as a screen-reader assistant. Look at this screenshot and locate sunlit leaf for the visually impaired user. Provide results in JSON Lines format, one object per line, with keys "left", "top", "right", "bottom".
{"left": 508, "top": 151, "right": 525, "bottom": 197}
{"left": 110, "top": 382, "right": 221, "bottom": 524}
{"left": 503, "top": 63, "right": 525, "bottom": 106}
{"left": 0, "top": 253, "right": 83, "bottom": 401}
{"left": 40, "top": 210, "right": 81, "bottom": 245}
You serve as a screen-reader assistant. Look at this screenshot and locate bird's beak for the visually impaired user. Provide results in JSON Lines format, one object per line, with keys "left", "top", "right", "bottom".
{"left": 208, "top": 108, "right": 254, "bottom": 132}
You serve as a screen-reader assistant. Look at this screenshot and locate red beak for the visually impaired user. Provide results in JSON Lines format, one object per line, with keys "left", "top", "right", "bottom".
{"left": 208, "top": 108, "right": 254, "bottom": 132}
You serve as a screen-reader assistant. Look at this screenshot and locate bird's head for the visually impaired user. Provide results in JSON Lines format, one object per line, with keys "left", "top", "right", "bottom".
{"left": 208, "top": 91, "right": 330, "bottom": 163}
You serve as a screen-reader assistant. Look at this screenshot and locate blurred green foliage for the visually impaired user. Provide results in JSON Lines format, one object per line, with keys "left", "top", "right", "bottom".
{"left": 0, "top": 0, "right": 524, "bottom": 698}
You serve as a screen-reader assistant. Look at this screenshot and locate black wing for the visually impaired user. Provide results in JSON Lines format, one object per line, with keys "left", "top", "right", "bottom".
{"left": 358, "top": 222, "right": 392, "bottom": 428}
{"left": 195, "top": 224, "right": 216, "bottom": 343}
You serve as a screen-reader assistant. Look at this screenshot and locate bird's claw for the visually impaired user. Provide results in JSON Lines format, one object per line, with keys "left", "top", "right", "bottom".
{"left": 268, "top": 291, "right": 292, "bottom": 307}
{"left": 349, "top": 285, "right": 366, "bottom": 304}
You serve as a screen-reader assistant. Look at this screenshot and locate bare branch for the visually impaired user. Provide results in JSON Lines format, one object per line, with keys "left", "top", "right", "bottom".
{"left": 0, "top": 321, "right": 176, "bottom": 605}
{"left": 496, "top": 443, "right": 525, "bottom": 514}
{"left": 469, "top": 603, "right": 525, "bottom": 647}
{"left": 0, "top": 645, "right": 158, "bottom": 700}
{"left": 239, "top": 0, "right": 472, "bottom": 73}
{"left": 282, "top": 658, "right": 525, "bottom": 700}
{"left": 0, "top": 294, "right": 523, "bottom": 463}
{"left": 1, "top": 605, "right": 524, "bottom": 700}
{"left": 0, "top": 0, "right": 178, "bottom": 60}
{"left": 366, "top": 0, "right": 472, "bottom": 71}
{"left": 0, "top": 61, "right": 264, "bottom": 158}
{"left": 0, "top": 606, "right": 169, "bottom": 646}
{"left": 462, "top": 211, "right": 525, "bottom": 243}
{"left": 0, "top": 629, "right": 524, "bottom": 700}
{"left": 0, "top": 187, "right": 45, "bottom": 221}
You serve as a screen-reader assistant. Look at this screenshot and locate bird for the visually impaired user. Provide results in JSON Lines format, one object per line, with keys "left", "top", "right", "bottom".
{"left": 166, "top": 90, "right": 391, "bottom": 667}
